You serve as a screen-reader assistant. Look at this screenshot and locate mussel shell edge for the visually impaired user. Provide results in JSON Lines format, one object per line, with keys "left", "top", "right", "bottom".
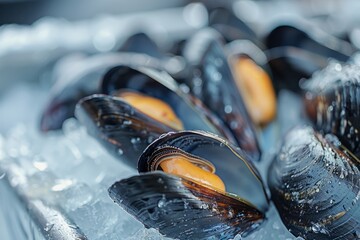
{"left": 109, "top": 171, "right": 265, "bottom": 240}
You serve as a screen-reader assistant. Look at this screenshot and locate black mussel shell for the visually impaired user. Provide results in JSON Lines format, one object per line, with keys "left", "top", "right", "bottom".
{"left": 101, "top": 65, "right": 236, "bottom": 143}
{"left": 266, "top": 46, "right": 329, "bottom": 93}
{"left": 266, "top": 25, "right": 354, "bottom": 62}
{"left": 75, "top": 94, "right": 172, "bottom": 168}
{"left": 109, "top": 172, "right": 264, "bottom": 240}
{"left": 269, "top": 126, "right": 360, "bottom": 239}
{"left": 302, "top": 62, "right": 360, "bottom": 159}
{"left": 266, "top": 24, "right": 355, "bottom": 93}
{"left": 197, "top": 40, "right": 261, "bottom": 162}
{"left": 40, "top": 53, "right": 163, "bottom": 132}
{"left": 109, "top": 131, "right": 268, "bottom": 239}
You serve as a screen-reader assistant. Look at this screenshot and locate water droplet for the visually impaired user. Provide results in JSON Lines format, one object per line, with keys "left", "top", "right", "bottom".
{"left": 224, "top": 105, "right": 233, "bottom": 113}
{"left": 118, "top": 149, "right": 123, "bottom": 155}
{"left": 0, "top": 172, "right": 5, "bottom": 179}
{"left": 122, "top": 120, "right": 132, "bottom": 126}
{"left": 230, "top": 121, "right": 238, "bottom": 129}
{"left": 193, "top": 77, "right": 202, "bottom": 86}
{"left": 131, "top": 138, "right": 138, "bottom": 144}
{"left": 157, "top": 195, "right": 167, "bottom": 208}
{"left": 334, "top": 63, "right": 342, "bottom": 71}
{"left": 227, "top": 208, "right": 235, "bottom": 218}
{"left": 180, "top": 84, "right": 190, "bottom": 93}
{"left": 311, "top": 223, "right": 321, "bottom": 233}
{"left": 157, "top": 178, "right": 164, "bottom": 184}
{"left": 213, "top": 72, "right": 222, "bottom": 82}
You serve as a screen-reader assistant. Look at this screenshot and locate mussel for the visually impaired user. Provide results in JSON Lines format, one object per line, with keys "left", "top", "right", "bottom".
{"left": 302, "top": 62, "right": 360, "bottom": 159}
{"left": 225, "top": 40, "right": 276, "bottom": 126}
{"left": 40, "top": 53, "right": 164, "bottom": 132}
{"left": 268, "top": 126, "right": 360, "bottom": 239}
{"left": 109, "top": 131, "right": 269, "bottom": 239}
{"left": 200, "top": 41, "right": 262, "bottom": 160}
{"left": 266, "top": 24, "right": 356, "bottom": 92}
{"left": 183, "top": 33, "right": 262, "bottom": 161}
{"left": 75, "top": 66, "right": 237, "bottom": 167}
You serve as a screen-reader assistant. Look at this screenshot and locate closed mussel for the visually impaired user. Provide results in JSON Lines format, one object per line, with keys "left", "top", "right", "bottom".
{"left": 109, "top": 131, "right": 269, "bottom": 239}
{"left": 302, "top": 62, "right": 360, "bottom": 159}
{"left": 268, "top": 126, "right": 360, "bottom": 239}
{"left": 266, "top": 24, "right": 355, "bottom": 92}
{"left": 76, "top": 66, "right": 236, "bottom": 167}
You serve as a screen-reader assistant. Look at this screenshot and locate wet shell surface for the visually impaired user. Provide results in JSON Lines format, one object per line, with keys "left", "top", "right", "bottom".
{"left": 109, "top": 131, "right": 269, "bottom": 240}
{"left": 302, "top": 62, "right": 360, "bottom": 159}
{"left": 268, "top": 126, "right": 360, "bottom": 239}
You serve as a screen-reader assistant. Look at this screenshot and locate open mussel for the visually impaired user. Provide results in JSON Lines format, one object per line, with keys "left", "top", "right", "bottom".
{"left": 197, "top": 40, "right": 262, "bottom": 161}
{"left": 109, "top": 131, "right": 269, "bottom": 239}
{"left": 266, "top": 24, "right": 356, "bottom": 92}
{"left": 40, "top": 53, "right": 164, "bottom": 132}
{"left": 268, "top": 126, "right": 360, "bottom": 239}
{"left": 302, "top": 62, "right": 360, "bottom": 159}
{"left": 225, "top": 40, "right": 276, "bottom": 126}
{"left": 184, "top": 28, "right": 276, "bottom": 126}
{"left": 76, "top": 66, "right": 237, "bottom": 167}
